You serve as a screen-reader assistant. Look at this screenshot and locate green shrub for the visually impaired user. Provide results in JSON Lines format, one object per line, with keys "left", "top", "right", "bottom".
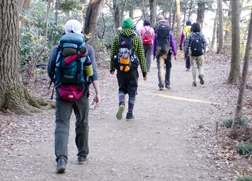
{"left": 39, "top": 69, "right": 46, "bottom": 75}
{"left": 237, "top": 175, "right": 252, "bottom": 181}
{"left": 223, "top": 118, "right": 247, "bottom": 128}
{"left": 236, "top": 142, "right": 252, "bottom": 155}
{"left": 223, "top": 119, "right": 233, "bottom": 128}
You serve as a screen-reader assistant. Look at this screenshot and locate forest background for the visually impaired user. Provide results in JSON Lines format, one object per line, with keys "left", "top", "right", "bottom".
{"left": 1, "top": 0, "right": 252, "bottom": 180}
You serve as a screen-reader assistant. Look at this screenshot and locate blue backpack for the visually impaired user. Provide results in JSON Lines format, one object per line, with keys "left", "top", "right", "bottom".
{"left": 52, "top": 33, "right": 92, "bottom": 101}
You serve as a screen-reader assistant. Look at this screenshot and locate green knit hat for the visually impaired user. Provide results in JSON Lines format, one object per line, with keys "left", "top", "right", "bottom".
{"left": 121, "top": 17, "right": 134, "bottom": 29}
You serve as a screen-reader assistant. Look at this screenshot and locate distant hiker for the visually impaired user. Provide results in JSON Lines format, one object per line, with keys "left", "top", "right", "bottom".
{"left": 110, "top": 17, "right": 148, "bottom": 120}
{"left": 47, "top": 19, "right": 100, "bottom": 173}
{"left": 152, "top": 20, "right": 177, "bottom": 91}
{"left": 140, "top": 19, "right": 155, "bottom": 72}
{"left": 134, "top": 25, "right": 140, "bottom": 36}
{"left": 154, "top": 15, "right": 169, "bottom": 30}
{"left": 184, "top": 22, "right": 208, "bottom": 87}
{"left": 179, "top": 20, "right": 192, "bottom": 71}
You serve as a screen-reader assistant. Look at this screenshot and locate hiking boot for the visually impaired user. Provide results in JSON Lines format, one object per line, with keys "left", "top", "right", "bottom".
{"left": 198, "top": 74, "right": 204, "bottom": 85}
{"left": 192, "top": 82, "right": 197, "bottom": 87}
{"left": 126, "top": 112, "right": 135, "bottom": 120}
{"left": 78, "top": 156, "right": 86, "bottom": 164}
{"left": 56, "top": 158, "right": 66, "bottom": 173}
{"left": 159, "top": 85, "right": 164, "bottom": 91}
{"left": 116, "top": 105, "right": 124, "bottom": 120}
{"left": 165, "top": 85, "right": 171, "bottom": 89}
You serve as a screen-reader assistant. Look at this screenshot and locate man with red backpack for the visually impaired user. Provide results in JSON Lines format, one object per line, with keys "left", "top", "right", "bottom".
{"left": 140, "top": 19, "right": 155, "bottom": 72}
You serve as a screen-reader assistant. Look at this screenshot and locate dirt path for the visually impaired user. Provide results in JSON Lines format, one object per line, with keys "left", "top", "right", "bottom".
{"left": 0, "top": 54, "right": 243, "bottom": 180}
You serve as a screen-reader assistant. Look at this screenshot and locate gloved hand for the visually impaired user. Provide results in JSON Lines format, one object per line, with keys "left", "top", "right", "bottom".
{"left": 179, "top": 45, "right": 182, "bottom": 51}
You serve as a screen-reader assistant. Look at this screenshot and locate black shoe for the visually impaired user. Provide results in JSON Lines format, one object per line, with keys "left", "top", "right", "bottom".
{"left": 198, "top": 74, "right": 204, "bottom": 85}
{"left": 78, "top": 156, "right": 86, "bottom": 164}
{"left": 56, "top": 158, "right": 66, "bottom": 173}
{"left": 126, "top": 112, "right": 135, "bottom": 120}
{"left": 165, "top": 85, "right": 171, "bottom": 89}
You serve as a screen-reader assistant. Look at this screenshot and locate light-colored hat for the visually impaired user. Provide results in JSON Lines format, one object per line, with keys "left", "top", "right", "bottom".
{"left": 157, "top": 15, "right": 164, "bottom": 21}
{"left": 65, "top": 19, "right": 82, "bottom": 34}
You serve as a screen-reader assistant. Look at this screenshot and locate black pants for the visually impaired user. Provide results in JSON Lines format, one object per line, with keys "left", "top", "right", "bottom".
{"left": 186, "top": 56, "right": 190, "bottom": 69}
{"left": 116, "top": 69, "right": 139, "bottom": 97}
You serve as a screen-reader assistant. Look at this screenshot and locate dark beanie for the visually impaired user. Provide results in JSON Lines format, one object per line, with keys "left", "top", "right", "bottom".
{"left": 143, "top": 19, "right": 150, "bottom": 26}
{"left": 186, "top": 20, "right": 191, "bottom": 26}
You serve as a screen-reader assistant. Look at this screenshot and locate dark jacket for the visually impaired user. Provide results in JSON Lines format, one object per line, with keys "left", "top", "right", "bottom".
{"left": 184, "top": 32, "right": 207, "bottom": 59}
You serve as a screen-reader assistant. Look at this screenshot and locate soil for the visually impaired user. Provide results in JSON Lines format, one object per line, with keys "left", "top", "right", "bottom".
{"left": 0, "top": 52, "right": 252, "bottom": 181}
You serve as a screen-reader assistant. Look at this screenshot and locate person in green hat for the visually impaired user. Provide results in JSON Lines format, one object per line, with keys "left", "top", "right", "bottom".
{"left": 110, "top": 17, "right": 148, "bottom": 120}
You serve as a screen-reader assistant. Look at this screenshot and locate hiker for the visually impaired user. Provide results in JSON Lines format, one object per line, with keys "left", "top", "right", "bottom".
{"left": 184, "top": 22, "right": 208, "bottom": 87}
{"left": 179, "top": 20, "right": 192, "bottom": 71}
{"left": 134, "top": 25, "right": 140, "bottom": 36}
{"left": 139, "top": 19, "right": 155, "bottom": 72}
{"left": 110, "top": 17, "right": 148, "bottom": 120}
{"left": 154, "top": 15, "right": 169, "bottom": 30}
{"left": 47, "top": 19, "right": 100, "bottom": 173}
{"left": 152, "top": 19, "right": 177, "bottom": 90}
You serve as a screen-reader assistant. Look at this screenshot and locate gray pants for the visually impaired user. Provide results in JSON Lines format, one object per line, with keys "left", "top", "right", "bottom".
{"left": 191, "top": 55, "right": 204, "bottom": 83}
{"left": 55, "top": 91, "right": 89, "bottom": 162}
{"left": 143, "top": 44, "right": 153, "bottom": 72}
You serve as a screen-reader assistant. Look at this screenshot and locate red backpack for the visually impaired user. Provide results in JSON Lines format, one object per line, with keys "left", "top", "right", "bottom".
{"left": 142, "top": 27, "right": 152, "bottom": 45}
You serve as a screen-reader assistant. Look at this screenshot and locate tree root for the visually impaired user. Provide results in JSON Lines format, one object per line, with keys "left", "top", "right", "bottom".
{"left": 3, "top": 88, "right": 55, "bottom": 115}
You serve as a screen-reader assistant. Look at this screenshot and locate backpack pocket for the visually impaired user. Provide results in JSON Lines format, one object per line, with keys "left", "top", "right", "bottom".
{"left": 119, "top": 57, "right": 131, "bottom": 72}
{"left": 58, "top": 84, "right": 84, "bottom": 101}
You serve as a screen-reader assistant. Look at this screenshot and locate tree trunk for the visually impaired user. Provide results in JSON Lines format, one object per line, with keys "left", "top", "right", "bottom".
{"left": 113, "top": 0, "right": 120, "bottom": 32}
{"left": 172, "top": 10, "right": 176, "bottom": 33}
{"left": 227, "top": 0, "right": 240, "bottom": 84}
{"left": 0, "top": 0, "right": 53, "bottom": 115}
{"left": 55, "top": 0, "right": 58, "bottom": 26}
{"left": 196, "top": 1, "right": 205, "bottom": 30}
{"left": 224, "top": 9, "right": 231, "bottom": 52}
{"left": 175, "top": 0, "right": 181, "bottom": 49}
{"left": 21, "top": 0, "right": 31, "bottom": 28}
{"left": 84, "top": 0, "right": 103, "bottom": 49}
{"left": 211, "top": 10, "right": 217, "bottom": 49}
{"left": 149, "top": 0, "right": 156, "bottom": 27}
{"left": 141, "top": 0, "right": 146, "bottom": 20}
{"left": 168, "top": 3, "right": 172, "bottom": 25}
{"left": 17, "top": 0, "right": 25, "bottom": 14}
{"left": 230, "top": 7, "right": 252, "bottom": 136}
{"left": 182, "top": 8, "right": 186, "bottom": 30}
{"left": 217, "top": 0, "right": 223, "bottom": 54}
{"left": 188, "top": 0, "right": 193, "bottom": 20}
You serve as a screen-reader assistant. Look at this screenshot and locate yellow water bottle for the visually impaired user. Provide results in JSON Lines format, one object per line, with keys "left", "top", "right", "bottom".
{"left": 84, "top": 56, "right": 93, "bottom": 76}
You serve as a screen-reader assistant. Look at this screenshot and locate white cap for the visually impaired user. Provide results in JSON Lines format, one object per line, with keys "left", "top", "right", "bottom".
{"left": 65, "top": 19, "right": 82, "bottom": 34}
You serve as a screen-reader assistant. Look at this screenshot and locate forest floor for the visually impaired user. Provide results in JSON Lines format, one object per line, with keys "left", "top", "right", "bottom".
{"left": 1, "top": 51, "right": 252, "bottom": 181}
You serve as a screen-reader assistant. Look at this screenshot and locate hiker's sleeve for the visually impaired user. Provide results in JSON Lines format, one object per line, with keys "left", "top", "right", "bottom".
{"left": 179, "top": 31, "right": 184, "bottom": 46}
{"left": 184, "top": 34, "right": 191, "bottom": 59}
{"left": 136, "top": 36, "right": 147, "bottom": 77}
{"left": 152, "top": 33, "right": 156, "bottom": 56}
{"left": 86, "top": 44, "right": 98, "bottom": 81}
{"left": 170, "top": 32, "right": 177, "bottom": 56}
{"left": 47, "top": 46, "right": 58, "bottom": 80}
{"left": 110, "top": 35, "right": 119, "bottom": 72}
{"left": 202, "top": 34, "right": 208, "bottom": 54}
